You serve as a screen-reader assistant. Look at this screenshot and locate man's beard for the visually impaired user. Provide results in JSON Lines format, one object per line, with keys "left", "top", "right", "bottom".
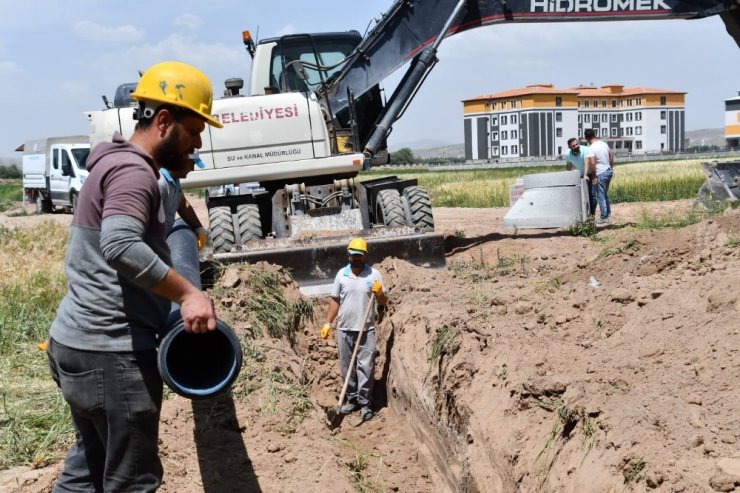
{"left": 350, "top": 257, "right": 364, "bottom": 269}
{"left": 154, "top": 125, "right": 189, "bottom": 174}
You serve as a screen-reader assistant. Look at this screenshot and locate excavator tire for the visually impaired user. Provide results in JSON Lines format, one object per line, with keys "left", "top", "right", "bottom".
{"left": 236, "top": 204, "right": 262, "bottom": 242}
{"left": 209, "top": 206, "right": 236, "bottom": 253}
{"left": 376, "top": 189, "right": 406, "bottom": 228}
{"left": 403, "top": 186, "right": 434, "bottom": 232}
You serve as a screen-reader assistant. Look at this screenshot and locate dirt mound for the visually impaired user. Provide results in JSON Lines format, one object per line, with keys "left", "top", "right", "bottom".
{"left": 4, "top": 202, "right": 740, "bottom": 492}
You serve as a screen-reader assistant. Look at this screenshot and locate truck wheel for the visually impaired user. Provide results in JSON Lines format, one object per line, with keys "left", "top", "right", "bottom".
{"left": 35, "top": 194, "right": 51, "bottom": 214}
{"left": 236, "top": 204, "right": 262, "bottom": 242}
{"left": 71, "top": 192, "right": 79, "bottom": 212}
{"left": 402, "top": 186, "right": 434, "bottom": 232}
{"left": 376, "top": 189, "right": 406, "bottom": 228}
{"left": 209, "top": 206, "right": 236, "bottom": 253}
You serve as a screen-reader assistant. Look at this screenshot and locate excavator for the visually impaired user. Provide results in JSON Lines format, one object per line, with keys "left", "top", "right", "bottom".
{"left": 88, "top": 0, "right": 740, "bottom": 292}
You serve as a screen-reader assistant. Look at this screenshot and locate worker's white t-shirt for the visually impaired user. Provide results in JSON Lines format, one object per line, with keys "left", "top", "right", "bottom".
{"left": 330, "top": 264, "right": 383, "bottom": 332}
{"left": 589, "top": 140, "right": 612, "bottom": 175}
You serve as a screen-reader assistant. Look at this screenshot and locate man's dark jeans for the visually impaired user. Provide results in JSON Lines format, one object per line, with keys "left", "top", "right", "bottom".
{"left": 47, "top": 339, "right": 163, "bottom": 493}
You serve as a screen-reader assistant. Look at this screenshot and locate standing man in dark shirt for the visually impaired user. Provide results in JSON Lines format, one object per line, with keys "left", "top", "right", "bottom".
{"left": 47, "top": 61, "right": 222, "bottom": 493}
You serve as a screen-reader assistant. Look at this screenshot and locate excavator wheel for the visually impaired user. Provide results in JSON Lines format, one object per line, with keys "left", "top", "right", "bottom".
{"left": 235, "top": 204, "right": 263, "bottom": 242}
{"left": 376, "top": 189, "right": 406, "bottom": 228}
{"left": 402, "top": 186, "right": 434, "bottom": 232}
{"left": 209, "top": 206, "right": 236, "bottom": 253}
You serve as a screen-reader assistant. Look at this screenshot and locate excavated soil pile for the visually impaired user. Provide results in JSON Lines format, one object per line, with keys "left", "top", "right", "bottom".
{"left": 3, "top": 203, "right": 740, "bottom": 493}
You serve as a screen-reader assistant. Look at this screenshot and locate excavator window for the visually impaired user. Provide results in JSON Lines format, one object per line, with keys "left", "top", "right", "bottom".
{"left": 268, "top": 36, "right": 358, "bottom": 94}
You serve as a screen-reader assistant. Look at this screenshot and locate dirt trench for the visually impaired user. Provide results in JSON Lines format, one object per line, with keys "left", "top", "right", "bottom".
{"left": 5, "top": 202, "right": 740, "bottom": 493}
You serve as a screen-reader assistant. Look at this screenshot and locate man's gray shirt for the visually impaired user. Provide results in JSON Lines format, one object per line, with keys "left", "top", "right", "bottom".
{"left": 330, "top": 264, "right": 383, "bottom": 332}
{"left": 50, "top": 133, "right": 171, "bottom": 352}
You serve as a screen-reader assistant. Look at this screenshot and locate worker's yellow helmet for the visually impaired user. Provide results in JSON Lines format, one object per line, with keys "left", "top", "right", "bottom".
{"left": 131, "top": 61, "right": 223, "bottom": 128}
{"left": 347, "top": 237, "right": 367, "bottom": 255}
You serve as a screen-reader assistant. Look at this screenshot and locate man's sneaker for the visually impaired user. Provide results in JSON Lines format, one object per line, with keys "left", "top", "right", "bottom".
{"left": 596, "top": 216, "right": 609, "bottom": 224}
{"left": 339, "top": 402, "right": 359, "bottom": 415}
{"left": 359, "top": 406, "right": 373, "bottom": 422}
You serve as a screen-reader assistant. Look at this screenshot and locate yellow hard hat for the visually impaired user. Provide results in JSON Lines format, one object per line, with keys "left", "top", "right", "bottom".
{"left": 131, "top": 61, "right": 223, "bottom": 128}
{"left": 347, "top": 237, "right": 367, "bottom": 255}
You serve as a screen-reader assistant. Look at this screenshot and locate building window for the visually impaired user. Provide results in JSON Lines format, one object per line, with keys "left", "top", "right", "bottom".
{"left": 556, "top": 97, "right": 562, "bottom": 107}
{"left": 611, "top": 127, "right": 618, "bottom": 137}
{"left": 501, "top": 130, "right": 508, "bottom": 140}
{"left": 491, "top": 131, "right": 498, "bottom": 141}
{"left": 501, "top": 115, "right": 508, "bottom": 125}
{"left": 556, "top": 128, "right": 562, "bottom": 137}
{"left": 592, "top": 99, "right": 598, "bottom": 108}
{"left": 611, "top": 114, "right": 617, "bottom": 122}
{"left": 636, "top": 140, "right": 643, "bottom": 149}
{"left": 627, "top": 99, "right": 633, "bottom": 107}
{"left": 584, "top": 114, "right": 591, "bottom": 123}
{"left": 578, "top": 114, "right": 582, "bottom": 123}
{"left": 601, "top": 99, "right": 607, "bottom": 108}
{"left": 636, "top": 126, "right": 642, "bottom": 135}
{"left": 626, "top": 127, "right": 633, "bottom": 136}
{"left": 555, "top": 112, "right": 562, "bottom": 122}
{"left": 611, "top": 99, "right": 617, "bottom": 108}
{"left": 502, "top": 146, "right": 508, "bottom": 155}
{"left": 601, "top": 113, "right": 607, "bottom": 123}
{"left": 584, "top": 99, "right": 589, "bottom": 108}
{"left": 660, "top": 110, "right": 666, "bottom": 120}
{"left": 626, "top": 113, "right": 633, "bottom": 122}
{"left": 620, "top": 100, "right": 625, "bottom": 107}
{"left": 491, "top": 116, "right": 498, "bottom": 126}
{"left": 511, "top": 129, "right": 518, "bottom": 139}
{"left": 511, "top": 115, "right": 518, "bottom": 124}
{"left": 511, "top": 145, "right": 518, "bottom": 154}
{"left": 578, "top": 101, "right": 581, "bottom": 108}
{"left": 660, "top": 125, "right": 666, "bottom": 134}
{"left": 511, "top": 100, "right": 517, "bottom": 109}
{"left": 636, "top": 97, "right": 642, "bottom": 106}
{"left": 660, "top": 96, "right": 667, "bottom": 105}
{"left": 635, "top": 111, "right": 642, "bottom": 121}
{"left": 492, "top": 146, "right": 499, "bottom": 156}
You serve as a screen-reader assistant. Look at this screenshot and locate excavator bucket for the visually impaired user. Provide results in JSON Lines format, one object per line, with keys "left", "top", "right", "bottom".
{"left": 201, "top": 229, "right": 446, "bottom": 296}
{"left": 694, "top": 160, "right": 740, "bottom": 209}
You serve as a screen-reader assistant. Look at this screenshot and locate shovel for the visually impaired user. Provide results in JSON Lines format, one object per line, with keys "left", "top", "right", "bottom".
{"left": 325, "top": 294, "right": 375, "bottom": 429}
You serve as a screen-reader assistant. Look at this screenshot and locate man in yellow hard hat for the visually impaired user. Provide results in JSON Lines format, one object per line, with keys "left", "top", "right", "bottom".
{"left": 321, "top": 237, "right": 388, "bottom": 423}
{"left": 46, "top": 61, "right": 221, "bottom": 493}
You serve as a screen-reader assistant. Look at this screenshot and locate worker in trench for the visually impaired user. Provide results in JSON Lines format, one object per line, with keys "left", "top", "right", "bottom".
{"left": 321, "top": 237, "right": 389, "bottom": 422}
{"left": 45, "top": 61, "right": 221, "bottom": 493}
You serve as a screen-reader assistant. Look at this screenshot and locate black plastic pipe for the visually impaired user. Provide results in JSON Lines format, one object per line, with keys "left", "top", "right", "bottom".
{"left": 159, "top": 220, "right": 243, "bottom": 399}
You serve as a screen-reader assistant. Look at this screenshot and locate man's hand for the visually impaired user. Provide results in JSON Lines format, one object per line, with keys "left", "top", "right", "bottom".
{"left": 320, "top": 323, "right": 332, "bottom": 339}
{"left": 195, "top": 227, "right": 209, "bottom": 251}
{"left": 371, "top": 280, "right": 383, "bottom": 296}
{"left": 180, "top": 291, "right": 217, "bottom": 334}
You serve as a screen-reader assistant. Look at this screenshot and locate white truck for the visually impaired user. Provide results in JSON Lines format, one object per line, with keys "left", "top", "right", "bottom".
{"left": 21, "top": 136, "right": 91, "bottom": 213}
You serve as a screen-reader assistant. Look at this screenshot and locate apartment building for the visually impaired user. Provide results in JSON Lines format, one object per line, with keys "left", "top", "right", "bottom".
{"left": 725, "top": 91, "right": 740, "bottom": 147}
{"left": 463, "top": 83, "right": 686, "bottom": 160}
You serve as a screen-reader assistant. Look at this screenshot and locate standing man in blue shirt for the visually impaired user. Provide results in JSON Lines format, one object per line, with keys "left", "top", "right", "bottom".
{"left": 564, "top": 137, "right": 597, "bottom": 216}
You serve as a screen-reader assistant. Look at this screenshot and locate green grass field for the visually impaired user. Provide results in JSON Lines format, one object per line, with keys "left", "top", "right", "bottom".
{"left": 361, "top": 158, "right": 713, "bottom": 208}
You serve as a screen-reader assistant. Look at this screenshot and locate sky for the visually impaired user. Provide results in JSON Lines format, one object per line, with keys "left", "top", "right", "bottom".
{"left": 1, "top": 0, "right": 739, "bottom": 157}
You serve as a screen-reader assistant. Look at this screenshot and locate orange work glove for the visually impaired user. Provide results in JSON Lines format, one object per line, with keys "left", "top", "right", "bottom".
{"left": 195, "top": 227, "right": 208, "bottom": 251}
{"left": 320, "top": 323, "right": 332, "bottom": 339}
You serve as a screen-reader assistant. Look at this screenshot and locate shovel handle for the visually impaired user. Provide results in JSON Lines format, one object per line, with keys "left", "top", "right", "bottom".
{"left": 335, "top": 293, "right": 375, "bottom": 410}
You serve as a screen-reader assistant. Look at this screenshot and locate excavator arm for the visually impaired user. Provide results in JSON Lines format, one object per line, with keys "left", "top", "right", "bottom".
{"left": 320, "top": 0, "right": 740, "bottom": 156}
